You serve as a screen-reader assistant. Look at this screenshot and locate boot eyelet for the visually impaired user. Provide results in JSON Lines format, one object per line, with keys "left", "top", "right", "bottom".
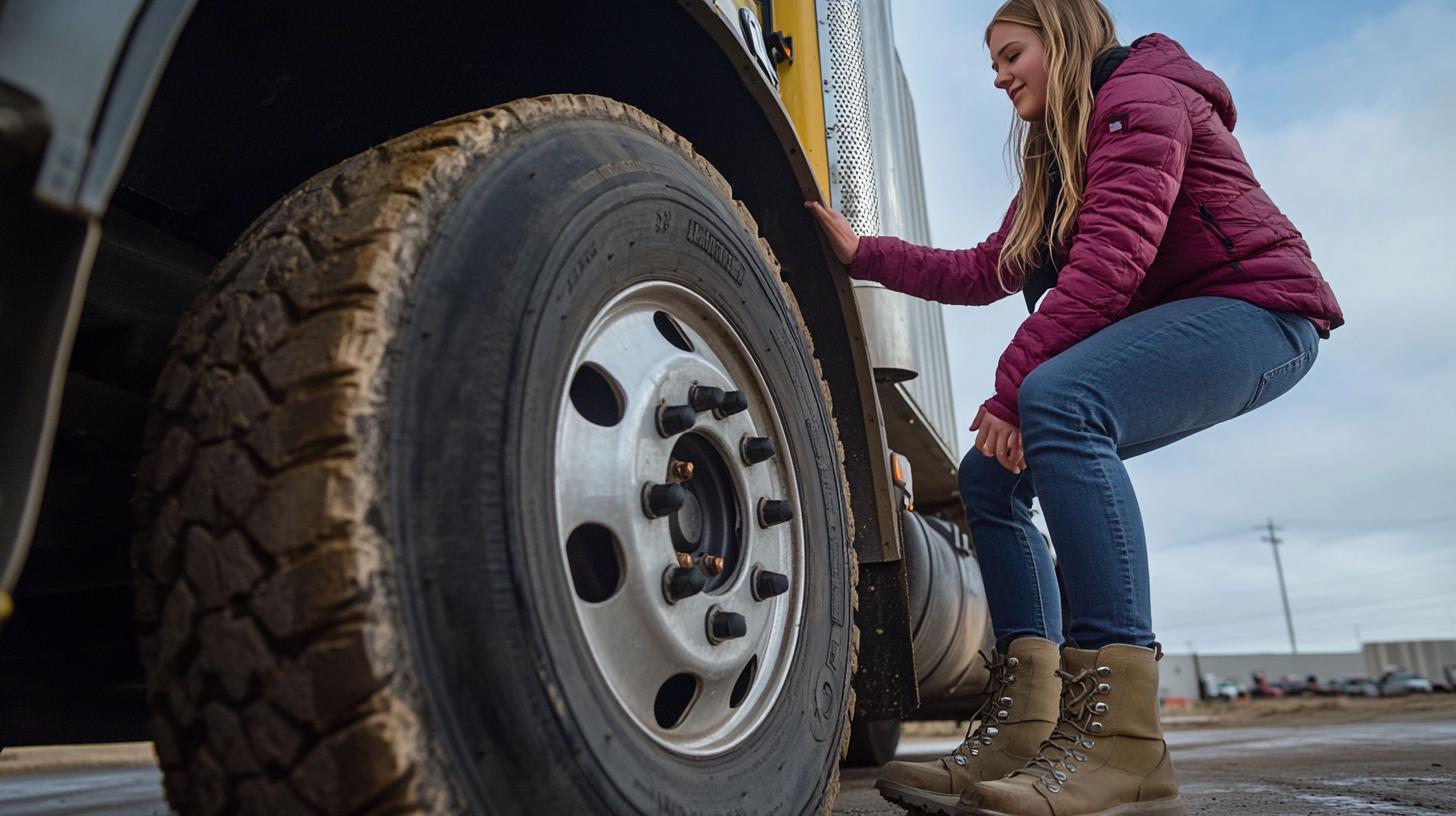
{"left": 969, "top": 748, "right": 980, "bottom": 756}
{"left": 996, "top": 709, "right": 1010, "bottom": 720}
{"left": 981, "top": 736, "right": 994, "bottom": 745}
{"left": 1046, "top": 783, "right": 1061, "bottom": 793}
{"left": 1053, "top": 771, "right": 1067, "bottom": 782}
{"left": 999, "top": 696, "right": 1013, "bottom": 706}
{"left": 1097, "top": 666, "right": 1112, "bottom": 677}
{"left": 986, "top": 726, "right": 1000, "bottom": 736}
{"left": 1007, "top": 657, "right": 1020, "bottom": 668}
{"left": 1081, "top": 739, "right": 1095, "bottom": 749}
{"left": 1005, "top": 674, "right": 1017, "bottom": 684}
{"left": 954, "top": 755, "right": 967, "bottom": 766}
{"left": 1065, "top": 763, "right": 1078, "bottom": 772}
{"left": 1096, "top": 683, "right": 1110, "bottom": 695}
{"left": 1072, "top": 751, "right": 1087, "bottom": 762}
{"left": 1092, "top": 702, "right": 1109, "bottom": 714}
{"left": 1089, "top": 722, "right": 1103, "bottom": 733}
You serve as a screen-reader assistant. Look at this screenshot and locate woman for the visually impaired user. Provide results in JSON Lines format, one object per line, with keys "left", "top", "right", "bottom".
{"left": 807, "top": 1, "right": 1342, "bottom": 814}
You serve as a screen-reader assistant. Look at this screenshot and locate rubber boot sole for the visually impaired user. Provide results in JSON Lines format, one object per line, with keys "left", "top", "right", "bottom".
{"left": 875, "top": 779, "right": 963, "bottom": 815}
{"left": 959, "top": 797, "right": 1188, "bottom": 816}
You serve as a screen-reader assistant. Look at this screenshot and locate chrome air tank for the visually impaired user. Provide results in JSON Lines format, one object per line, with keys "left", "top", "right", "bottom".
{"left": 901, "top": 510, "right": 995, "bottom": 717}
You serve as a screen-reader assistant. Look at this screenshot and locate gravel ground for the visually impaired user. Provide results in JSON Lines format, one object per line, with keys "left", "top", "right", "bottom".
{"left": 836, "top": 695, "right": 1456, "bottom": 816}
{"left": 1, "top": 696, "right": 1452, "bottom": 815}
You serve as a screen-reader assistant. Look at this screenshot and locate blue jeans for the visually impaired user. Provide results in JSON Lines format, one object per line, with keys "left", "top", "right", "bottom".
{"left": 959, "top": 297, "right": 1319, "bottom": 650}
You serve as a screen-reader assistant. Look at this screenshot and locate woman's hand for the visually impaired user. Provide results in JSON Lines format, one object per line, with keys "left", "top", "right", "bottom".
{"left": 971, "top": 405, "right": 1024, "bottom": 474}
{"left": 804, "top": 201, "right": 860, "bottom": 265}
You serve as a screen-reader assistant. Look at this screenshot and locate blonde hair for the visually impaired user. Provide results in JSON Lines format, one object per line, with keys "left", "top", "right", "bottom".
{"left": 986, "top": 0, "right": 1118, "bottom": 289}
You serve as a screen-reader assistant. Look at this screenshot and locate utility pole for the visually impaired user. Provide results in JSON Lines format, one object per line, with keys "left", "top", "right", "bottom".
{"left": 1262, "top": 518, "right": 1298, "bottom": 654}
{"left": 1189, "top": 641, "right": 1206, "bottom": 700}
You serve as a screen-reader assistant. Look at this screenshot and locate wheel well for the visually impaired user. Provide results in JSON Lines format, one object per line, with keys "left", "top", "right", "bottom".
{"left": 118, "top": 0, "right": 883, "bottom": 549}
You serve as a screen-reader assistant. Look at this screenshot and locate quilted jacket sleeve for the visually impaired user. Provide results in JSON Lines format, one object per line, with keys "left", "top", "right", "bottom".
{"left": 847, "top": 200, "right": 1019, "bottom": 306}
{"left": 982, "top": 78, "right": 1193, "bottom": 427}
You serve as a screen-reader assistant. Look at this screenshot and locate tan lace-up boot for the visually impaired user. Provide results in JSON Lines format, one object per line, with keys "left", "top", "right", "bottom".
{"left": 875, "top": 637, "right": 1061, "bottom": 815}
{"left": 956, "top": 643, "right": 1185, "bottom": 816}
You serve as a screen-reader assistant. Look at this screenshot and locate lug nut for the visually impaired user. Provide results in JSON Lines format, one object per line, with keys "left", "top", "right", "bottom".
{"left": 664, "top": 565, "right": 707, "bottom": 604}
{"left": 717, "top": 390, "right": 749, "bottom": 417}
{"left": 701, "top": 554, "right": 725, "bottom": 576}
{"left": 707, "top": 606, "right": 747, "bottom": 643}
{"left": 758, "top": 498, "right": 793, "bottom": 527}
{"left": 689, "top": 385, "right": 726, "bottom": 412}
{"left": 657, "top": 404, "right": 697, "bottom": 437}
{"left": 669, "top": 459, "right": 695, "bottom": 482}
{"left": 741, "top": 436, "right": 776, "bottom": 465}
{"left": 676, "top": 552, "right": 695, "bottom": 569}
{"left": 643, "top": 482, "right": 686, "bottom": 518}
{"left": 752, "top": 567, "right": 789, "bottom": 600}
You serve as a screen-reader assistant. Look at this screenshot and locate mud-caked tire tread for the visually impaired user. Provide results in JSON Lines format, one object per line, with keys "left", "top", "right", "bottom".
{"left": 133, "top": 93, "right": 859, "bottom": 815}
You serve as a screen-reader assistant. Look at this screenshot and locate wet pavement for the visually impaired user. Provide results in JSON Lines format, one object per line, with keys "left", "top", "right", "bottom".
{"left": 835, "top": 719, "right": 1456, "bottom": 815}
{"left": 1, "top": 718, "right": 1453, "bottom": 814}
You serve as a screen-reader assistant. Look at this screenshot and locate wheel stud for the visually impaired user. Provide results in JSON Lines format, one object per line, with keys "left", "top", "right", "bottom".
{"left": 643, "top": 482, "right": 686, "bottom": 518}
{"left": 701, "top": 554, "right": 725, "bottom": 576}
{"left": 741, "top": 436, "right": 776, "bottom": 465}
{"left": 707, "top": 606, "right": 747, "bottom": 643}
{"left": 657, "top": 404, "right": 697, "bottom": 437}
{"left": 758, "top": 498, "right": 793, "bottom": 527}
{"left": 752, "top": 567, "right": 789, "bottom": 601}
{"left": 689, "top": 385, "right": 726, "bottom": 412}
{"left": 668, "top": 459, "right": 695, "bottom": 482}
{"left": 676, "top": 552, "right": 695, "bottom": 569}
{"left": 717, "top": 390, "right": 749, "bottom": 417}
{"left": 664, "top": 565, "right": 707, "bottom": 604}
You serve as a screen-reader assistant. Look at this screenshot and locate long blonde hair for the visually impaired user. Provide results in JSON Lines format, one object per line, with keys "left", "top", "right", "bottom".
{"left": 986, "top": 0, "right": 1118, "bottom": 289}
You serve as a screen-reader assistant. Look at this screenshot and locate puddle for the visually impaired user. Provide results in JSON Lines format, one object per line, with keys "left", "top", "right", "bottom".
{"left": 1296, "top": 792, "right": 1452, "bottom": 816}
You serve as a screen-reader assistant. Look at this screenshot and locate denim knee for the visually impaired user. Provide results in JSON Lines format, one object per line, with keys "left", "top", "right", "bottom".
{"left": 958, "top": 447, "right": 1021, "bottom": 523}
{"left": 1018, "top": 364, "right": 1106, "bottom": 447}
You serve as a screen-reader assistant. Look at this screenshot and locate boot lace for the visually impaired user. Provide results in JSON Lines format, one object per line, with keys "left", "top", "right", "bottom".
{"left": 1009, "top": 664, "right": 1112, "bottom": 793}
{"left": 949, "top": 649, "right": 1021, "bottom": 762}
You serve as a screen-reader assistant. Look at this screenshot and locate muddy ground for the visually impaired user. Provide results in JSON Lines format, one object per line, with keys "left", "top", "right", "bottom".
{"left": 1, "top": 695, "right": 1453, "bottom": 814}
{"left": 836, "top": 695, "right": 1456, "bottom": 815}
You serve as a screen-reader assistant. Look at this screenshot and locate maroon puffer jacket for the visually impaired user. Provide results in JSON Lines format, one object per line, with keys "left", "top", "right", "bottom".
{"left": 850, "top": 34, "right": 1343, "bottom": 427}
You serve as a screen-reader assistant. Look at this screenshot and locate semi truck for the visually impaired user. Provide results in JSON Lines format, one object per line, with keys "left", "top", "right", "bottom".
{"left": 0, "top": 1, "right": 996, "bottom": 812}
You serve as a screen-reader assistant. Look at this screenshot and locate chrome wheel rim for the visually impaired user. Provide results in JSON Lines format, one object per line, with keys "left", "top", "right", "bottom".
{"left": 553, "top": 280, "right": 805, "bottom": 756}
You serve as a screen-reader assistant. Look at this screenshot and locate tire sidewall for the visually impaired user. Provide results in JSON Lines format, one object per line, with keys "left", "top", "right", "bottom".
{"left": 391, "top": 118, "right": 852, "bottom": 813}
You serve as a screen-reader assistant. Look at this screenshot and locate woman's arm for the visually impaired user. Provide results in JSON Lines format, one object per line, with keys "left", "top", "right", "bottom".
{"left": 807, "top": 200, "right": 1020, "bottom": 307}
{"left": 982, "top": 78, "right": 1193, "bottom": 426}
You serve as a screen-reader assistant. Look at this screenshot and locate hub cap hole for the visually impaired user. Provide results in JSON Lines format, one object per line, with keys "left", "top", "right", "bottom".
{"left": 565, "top": 523, "right": 623, "bottom": 603}
{"left": 654, "top": 310, "right": 694, "bottom": 352}
{"left": 570, "top": 364, "right": 624, "bottom": 427}
{"left": 655, "top": 673, "right": 700, "bottom": 729}
{"left": 730, "top": 656, "right": 758, "bottom": 709}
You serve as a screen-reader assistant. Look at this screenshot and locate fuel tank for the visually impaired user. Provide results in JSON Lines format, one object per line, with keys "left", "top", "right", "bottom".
{"left": 901, "top": 509, "right": 995, "bottom": 719}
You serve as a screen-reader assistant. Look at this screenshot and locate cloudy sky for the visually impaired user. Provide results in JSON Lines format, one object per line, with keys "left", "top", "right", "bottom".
{"left": 885, "top": 0, "right": 1456, "bottom": 654}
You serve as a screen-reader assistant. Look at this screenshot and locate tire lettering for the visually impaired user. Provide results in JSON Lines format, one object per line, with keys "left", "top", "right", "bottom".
{"left": 685, "top": 218, "right": 747, "bottom": 284}
{"left": 565, "top": 242, "right": 599, "bottom": 297}
{"left": 654, "top": 209, "right": 673, "bottom": 234}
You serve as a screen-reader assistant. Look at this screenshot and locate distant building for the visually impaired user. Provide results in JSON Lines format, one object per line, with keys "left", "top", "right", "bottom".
{"left": 1364, "top": 640, "right": 1456, "bottom": 688}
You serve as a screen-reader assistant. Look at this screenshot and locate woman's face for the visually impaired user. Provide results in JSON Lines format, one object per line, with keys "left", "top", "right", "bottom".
{"left": 988, "top": 22, "right": 1048, "bottom": 122}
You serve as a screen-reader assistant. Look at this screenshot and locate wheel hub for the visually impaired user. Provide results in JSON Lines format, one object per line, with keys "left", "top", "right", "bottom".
{"left": 554, "top": 281, "right": 804, "bottom": 756}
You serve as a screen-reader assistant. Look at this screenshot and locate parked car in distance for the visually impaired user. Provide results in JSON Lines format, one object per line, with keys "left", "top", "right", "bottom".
{"left": 1379, "top": 671, "right": 1435, "bottom": 696}
{"left": 1333, "top": 676, "right": 1374, "bottom": 693}
{"left": 1200, "top": 673, "right": 1245, "bottom": 701}
{"left": 1250, "top": 672, "right": 1285, "bottom": 699}
{"left": 1335, "top": 676, "right": 1380, "bottom": 697}
{"left": 1275, "top": 674, "right": 1310, "bottom": 696}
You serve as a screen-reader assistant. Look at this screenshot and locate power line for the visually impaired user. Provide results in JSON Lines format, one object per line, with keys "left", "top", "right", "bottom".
{"left": 1157, "top": 591, "right": 1456, "bottom": 631}
{"left": 1150, "top": 512, "right": 1456, "bottom": 552}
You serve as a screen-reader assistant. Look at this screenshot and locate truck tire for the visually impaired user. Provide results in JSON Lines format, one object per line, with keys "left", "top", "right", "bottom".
{"left": 132, "top": 94, "right": 858, "bottom": 815}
